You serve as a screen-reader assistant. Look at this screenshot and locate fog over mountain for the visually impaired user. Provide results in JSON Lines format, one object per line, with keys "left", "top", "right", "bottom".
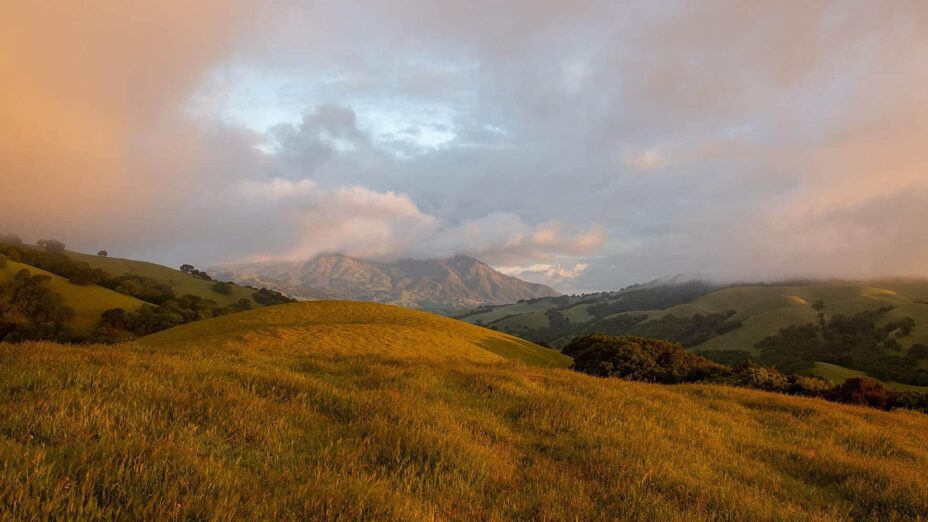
{"left": 3, "top": 1, "right": 928, "bottom": 292}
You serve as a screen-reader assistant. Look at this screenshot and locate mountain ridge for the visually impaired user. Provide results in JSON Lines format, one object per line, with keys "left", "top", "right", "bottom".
{"left": 214, "top": 253, "right": 560, "bottom": 310}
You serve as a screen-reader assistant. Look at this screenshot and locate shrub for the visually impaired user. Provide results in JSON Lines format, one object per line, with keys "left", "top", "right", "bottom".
{"left": 0, "top": 269, "right": 75, "bottom": 342}
{"left": 253, "top": 288, "right": 295, "bottom": 306}
{"left": 826, "top": 378, "right": 897, "bottom": 410}
{"left": 727, "top": 363, "right": 789, "bottom": 392}
{"left": 212, "top": 281, "right": 234, "bottom": 295}
{"left": 226, "top": 298, "right": 253, "bottom": 313}
{"left": 37, "top": 239, "right": 66, "bottom": 253}
{"left": 563, "top": 334, "right": 728, "bottom": 384}
{"left": 786, "top": 374, "right": 833, "bottom": 396}
{"left": 179, "top": 264, "right": 212, "bottom": 281}
{"left": 908, "top": 344, "right": 928, "bottom": 361}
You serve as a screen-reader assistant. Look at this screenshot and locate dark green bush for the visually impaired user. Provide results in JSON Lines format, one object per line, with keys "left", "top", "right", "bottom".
{"left": 564, "top": 335, "right": 728, "bottom": 384}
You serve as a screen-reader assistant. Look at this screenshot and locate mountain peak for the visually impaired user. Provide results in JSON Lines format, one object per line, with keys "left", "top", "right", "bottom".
{"left": 217, "top": 254, "right": 559, "bottom": 310}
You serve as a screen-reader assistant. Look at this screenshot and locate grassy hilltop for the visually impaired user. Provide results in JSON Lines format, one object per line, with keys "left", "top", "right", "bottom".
{"left": 1, "top": 302, "right": 927, "bottom": 520}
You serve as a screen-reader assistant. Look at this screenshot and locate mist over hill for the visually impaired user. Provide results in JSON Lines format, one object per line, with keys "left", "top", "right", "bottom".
{"left": 214, "top": 254, "right": 560, "bottom": 310}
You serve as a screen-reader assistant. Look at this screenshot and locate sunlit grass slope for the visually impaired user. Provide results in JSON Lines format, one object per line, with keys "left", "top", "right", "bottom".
{"left": 141, "top": 301, "right": 571, "bottom": 368}
{"left": 0, "top": 260, "right": 144, "bottom": 334}
{"left": 62, "top": 250, "right": 256, "bottom": 307}
{"left": 2, "top": 330, "right": 928, "bottom": 519}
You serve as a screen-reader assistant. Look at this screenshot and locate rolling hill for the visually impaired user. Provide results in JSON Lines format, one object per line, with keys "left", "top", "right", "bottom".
{"left": 62, "top": 250, "right": 258, "bottom": 307}
{"left": 141, "top": 301, "right": 571, "bottom": 368}
{"left": 213, "top": 254, "right": 560, "bottom": 310}
{"left": 0, "top": 243, "right": 294, "bottom": 341}
{"left": 0, "top": 259, "right": 145, "bottom": 334}
{"left": 1, "top": 301, "right": 926, "bottom": 519}
{"left": 461, "top": 279, "right": 928, "bottom": 389}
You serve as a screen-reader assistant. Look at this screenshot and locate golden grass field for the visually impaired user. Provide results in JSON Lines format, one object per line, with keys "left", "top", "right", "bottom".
{"left": 1, "top": 302, "right": 927, "bottom": 520}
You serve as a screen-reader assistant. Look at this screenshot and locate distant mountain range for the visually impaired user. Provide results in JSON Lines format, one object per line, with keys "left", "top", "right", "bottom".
{"left": 213, "top": 254, "right": 560, "bottom": 310}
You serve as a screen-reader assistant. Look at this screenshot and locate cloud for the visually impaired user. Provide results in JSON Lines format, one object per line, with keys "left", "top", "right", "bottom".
{"left": 623, "top": 148, "right": 666, "bottom": 171}
{"left": 2, "top": 1, "right": 928, "bottom": 291}
{"left": 496, "top": 262, "right": 590, "bottom": 287}
{"left": 411, "top": 214, "right": 605, "bottom": 265}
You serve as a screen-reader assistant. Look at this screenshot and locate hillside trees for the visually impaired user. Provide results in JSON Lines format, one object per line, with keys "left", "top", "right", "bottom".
{"left": 563, "top": 335, "right": 727, "bottom": 383}
{"left": 212, "top": 281, "right": 234, "bottom": 295}
{"left": 755, "top": 308, "right": 928, "bottom": 385}
{"left": 0, "top": 244, "right": 272, "bottom": 342}
{"left": 179, "top": 264, "right": 213, "bottom": 281}
{"left": 99, "top": 295, "right": 254, "bottom": 337}
{"left": 909, "top": 344, "right": 928, "bottom": 360}
{"left": 37, "top": 239, "right": 66, "bottom": 253}
{"left": 252, "top": 287, "right": 295, "bottom": 305}
{"left": 0, "top": 269, "right": 75, "bottom": 342}
{"left": 826, "top": 378, "right": 897, "bottom": 410}
{"left": 0, "top": 233, "right": 22, "bottom": 245}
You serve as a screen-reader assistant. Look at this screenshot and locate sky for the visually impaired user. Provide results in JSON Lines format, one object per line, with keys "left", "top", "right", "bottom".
{"left": 2, "top": 1, "right": 927, "bottom": 292}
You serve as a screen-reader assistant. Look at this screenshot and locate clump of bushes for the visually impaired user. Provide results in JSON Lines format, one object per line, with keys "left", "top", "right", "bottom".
{"left": 179, "top": 264, "right": 213, "bottom": 281}
{"left": 212, "top": 281, "right": 234, "bottom": 295}
{"left": 36, "top": 239, "right": 66, "bottom": 253}
{"left": 563, "top": 335, "right": 726, "bottom": 383}
{"left": 253, "top": 287, "right": 295, "bottom": 305}
{"left": 564, "top": 334, "right": 928, "bottom": 414}
{"left": 98, "top": 296, "right": 255, "bottom": 338}
{"left": 909, "top": 344, "right": 928, "bottom": 360}
{"left": 0, "top": 269, "right": 76, "bottom": 342}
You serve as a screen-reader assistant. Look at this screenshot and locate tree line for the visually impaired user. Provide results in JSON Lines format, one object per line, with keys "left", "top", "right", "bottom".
{"left": 749, "top": 305, "right": 928, "bottom": 386}
{"left": 0, "top": 266, "right": 76, "bottom": 342}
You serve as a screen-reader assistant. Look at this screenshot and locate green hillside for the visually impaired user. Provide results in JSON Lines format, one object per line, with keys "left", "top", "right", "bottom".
{"left": 1, "top": 302, "right": 926, "bottom": 519}
{"left": 689, "top": 284, "right": 916, "bottom": 351}
{"left": 462, "top": 280, "right": 928, "bottom": 389}
{"left": 63, "top": 250, "right": 257, "bottom": 306}
{"left": 0, "top": 260, "right": 145, "bottom": 334}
